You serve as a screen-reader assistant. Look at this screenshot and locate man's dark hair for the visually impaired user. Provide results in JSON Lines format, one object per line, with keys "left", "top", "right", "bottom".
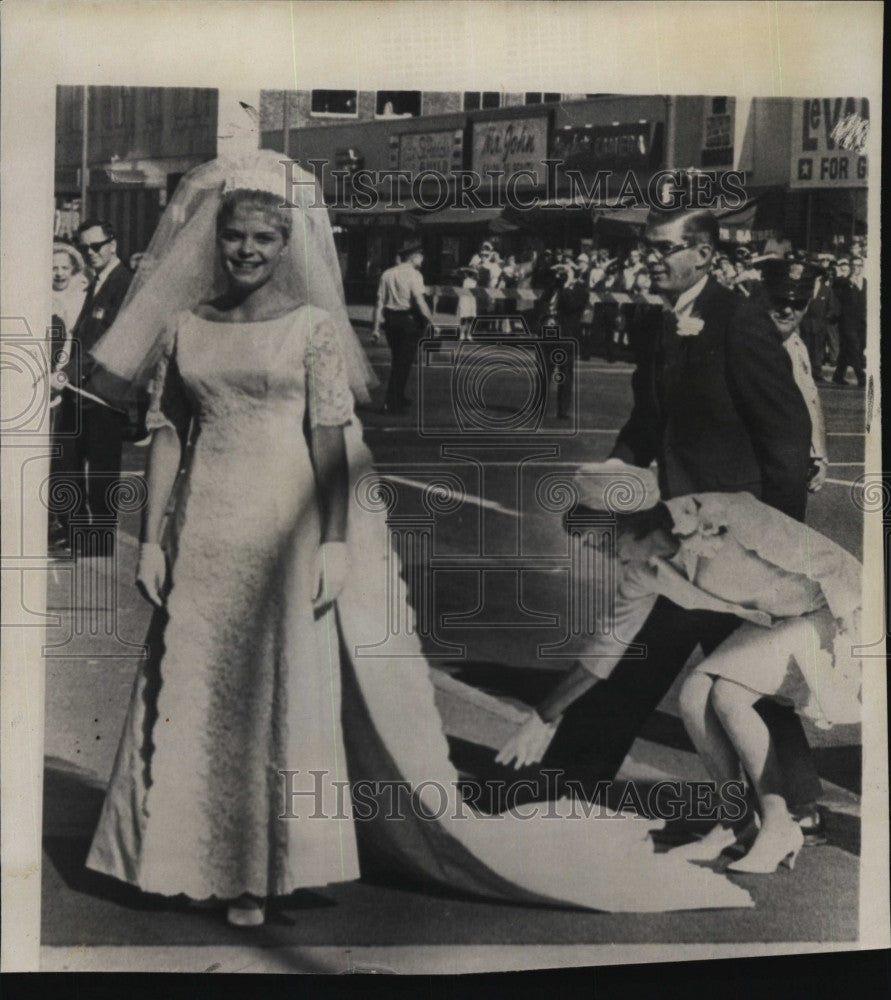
{"left": 646, "top": 207, "right": 719, "bottom": 248}
{"left": 76, "top": 219, "right": 115, "bottom": 240}
{"left": 614, "top": 501, "right": 674, "bottom": 540}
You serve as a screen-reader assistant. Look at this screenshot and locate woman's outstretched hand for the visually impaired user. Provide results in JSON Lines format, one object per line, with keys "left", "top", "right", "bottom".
{"left": 136, "top": 542, "right": 168, "bottom": 606}
{"left": 312, "top": 541, "right": 349, "bottom": 613}
{"left": 808, "top": 457, "right": 828, "bottom": 492}
{"left": 495, "top": 710, "right": 559, "bottom": 769}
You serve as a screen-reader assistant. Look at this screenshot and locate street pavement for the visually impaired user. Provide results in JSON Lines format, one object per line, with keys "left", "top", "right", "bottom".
{"left": 38, "top": 325, "right": 866, "bottom": 971}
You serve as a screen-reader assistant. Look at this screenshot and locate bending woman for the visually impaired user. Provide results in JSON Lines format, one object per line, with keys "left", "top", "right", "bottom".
{"left": 499, "top": 464, "right": 862, "bottom": 874}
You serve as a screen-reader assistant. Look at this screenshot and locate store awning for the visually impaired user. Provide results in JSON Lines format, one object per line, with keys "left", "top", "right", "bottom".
{"left": 592, "top": 204, "right": 650, "bottom": 237}
{"left": 714, "top": 201, "right": 758, "bottom": 243}
{"left": 329, "top": 201, "right": 419, "bottom": 228}
{"left": 595, "top": 205, "right": 650, "bottom": 225}
{"left": 415, "top": 206, "right": 510, "bottom": 228}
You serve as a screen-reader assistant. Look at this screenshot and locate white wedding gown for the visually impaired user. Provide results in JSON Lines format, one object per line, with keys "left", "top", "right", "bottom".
{"left": 86, "top": 305, "right": 752, "bottom": 912}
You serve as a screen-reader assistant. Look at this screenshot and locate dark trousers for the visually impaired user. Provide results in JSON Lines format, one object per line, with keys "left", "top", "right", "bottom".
{"left": 51, "top": 392, "right": 126, "bottom": 532}
{"left": 833, "top": 323, "right": 866, "bottom": 384}
{"left": 383, "top": 309, "right": 420, "bottom": 410}
{"left": 540, "top": 597, "right": 823, "bottom": 811}
{"left": 802, "top": 325, "right": 825, "bottom": 376}
{"left": 824, "top": 322, "right": 839, "bottom": 365}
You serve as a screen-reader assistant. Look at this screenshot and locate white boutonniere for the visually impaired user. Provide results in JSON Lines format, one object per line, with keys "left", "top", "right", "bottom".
{"left": 675, "top": 315, "right": 704, "bottom": 337}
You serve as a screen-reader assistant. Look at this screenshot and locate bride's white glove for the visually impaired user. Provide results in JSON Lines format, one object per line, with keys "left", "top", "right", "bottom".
{"left": 312, "top": 541, "right": 349, "bottom": 612}
{"left": 136, "top": 542, "right": 168, "bottom": 606}
{"left": 495, "top": 710, "right": 560, "bottom": 769}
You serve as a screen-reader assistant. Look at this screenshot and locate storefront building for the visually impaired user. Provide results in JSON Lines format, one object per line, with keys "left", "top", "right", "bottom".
{"left": 260, "top": 92, "right": 739, "bottom": 302}
{"left": 54, "top": 86, "right": 218, "bottom": 263}
{"left": 726, "top": 96, "right": 868, "bottom": 251}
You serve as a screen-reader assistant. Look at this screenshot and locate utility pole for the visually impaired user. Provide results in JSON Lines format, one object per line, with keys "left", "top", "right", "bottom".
{"left": 664, "top": 95, "right": 676, "bottom": 170}
{"left": 79, "top": 86, "right": 89, "bottom": 216}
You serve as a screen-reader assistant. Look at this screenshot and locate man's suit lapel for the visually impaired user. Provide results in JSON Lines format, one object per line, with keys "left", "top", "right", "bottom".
{"left": 654, "top": 276, "right": 722, "bottom": 410}
{"left": 73, "top": 277, "right": 97, "bottom": 335}
{"left": 685, "top": 275, "right": 720, "bottom": 325}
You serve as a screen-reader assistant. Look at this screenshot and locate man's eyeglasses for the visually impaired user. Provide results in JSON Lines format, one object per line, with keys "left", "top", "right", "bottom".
{"left": 642, "top": 240, "right": 693, "bottom": 261}
{"left": 78, "top": 237, "right": 113, "bottom": 254}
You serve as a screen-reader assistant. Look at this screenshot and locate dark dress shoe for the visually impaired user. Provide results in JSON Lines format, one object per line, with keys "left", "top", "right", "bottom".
{"left": 797, "top": 809, "right": 828, "bottom": 847}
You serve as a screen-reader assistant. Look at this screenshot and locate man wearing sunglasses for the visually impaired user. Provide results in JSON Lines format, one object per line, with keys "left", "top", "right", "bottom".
{"left": 523, "top": 207, "right": 825, "bottom": 845}
{"left": 52, "top": 220, "right": 132, "bottom": 556}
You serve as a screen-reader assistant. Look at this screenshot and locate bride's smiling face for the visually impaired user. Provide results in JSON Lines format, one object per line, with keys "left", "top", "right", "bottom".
{"left": 218, "top": 204, "right": 288, "bottom": 292}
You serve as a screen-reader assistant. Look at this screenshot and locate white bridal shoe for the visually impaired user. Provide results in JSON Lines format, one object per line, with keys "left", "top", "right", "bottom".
{"left": 726, "top": 820, "right": 804, "bottom": 874}
{"left": 667, "top": 819, "right": 759, "bottom": 862}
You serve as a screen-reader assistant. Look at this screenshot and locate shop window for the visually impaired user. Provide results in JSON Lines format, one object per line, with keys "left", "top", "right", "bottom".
{"left": 464, "top": 91, "right": 502, "bottom": 111}
{"left": 711, "top": 96, "right": 728, "bottom": 115}
{"left": 375, "top": 91, "right": 421, "bottom": 118}
{"left": 524, "top": 93, "right": 562, "bottom": 105}
{"left": 310, "top": 90, "right": 358, "bottom": 117}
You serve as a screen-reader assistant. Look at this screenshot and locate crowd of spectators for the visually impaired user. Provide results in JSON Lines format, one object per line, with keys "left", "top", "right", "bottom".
{"left": 453, "top": 234, "right": 867, "bottom": 382}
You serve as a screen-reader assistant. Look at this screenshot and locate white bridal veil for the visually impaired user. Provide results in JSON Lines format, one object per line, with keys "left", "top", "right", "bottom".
{"left": 89, "top": 148, "right": 377, "bottom": 403}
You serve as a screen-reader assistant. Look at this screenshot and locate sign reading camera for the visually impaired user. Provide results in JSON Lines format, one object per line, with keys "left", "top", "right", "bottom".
{"left": 791, "top": 97, "right": 868, "bottom": 188}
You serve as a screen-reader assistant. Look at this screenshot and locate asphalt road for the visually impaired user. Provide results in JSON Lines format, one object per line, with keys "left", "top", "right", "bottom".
{"left": 39, "top": 330, "right": 866, "bottom": 971}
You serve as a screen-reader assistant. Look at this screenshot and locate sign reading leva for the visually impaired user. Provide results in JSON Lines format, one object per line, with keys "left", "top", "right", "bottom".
{"left": 791, "top": 97, "right": 869, "bottom": 188}
{"left": 471, "top": 116, "right": 549, "bottom": 183}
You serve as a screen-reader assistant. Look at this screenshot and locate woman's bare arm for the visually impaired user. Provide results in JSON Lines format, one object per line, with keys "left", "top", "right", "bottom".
{"left": 140, "top": 425, "right": 183, "bottom": 544}
{"left": 309, "top": 424, "right": 349, "bottom": 542}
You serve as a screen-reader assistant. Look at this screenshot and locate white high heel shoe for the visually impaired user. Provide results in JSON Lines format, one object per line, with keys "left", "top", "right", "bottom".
{"left": 226, "top": 894, "right": 266, "bottom": 927}
{"left": 668, "top": 824, "right": 738, "bottom": 861}
{"left": 726, "top": 820, "right": 804, "bottom": 874}
{"left": 668, "top": 818, "right": 759, "bottom": 862}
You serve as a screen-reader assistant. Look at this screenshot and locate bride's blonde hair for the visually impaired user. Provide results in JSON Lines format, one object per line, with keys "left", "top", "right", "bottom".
{"left": 217, "top": 188, "right": 292, "bottom": 241}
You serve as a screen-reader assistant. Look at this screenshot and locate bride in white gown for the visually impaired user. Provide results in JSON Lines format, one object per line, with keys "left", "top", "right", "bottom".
{"left": 85, "top": 149, "right": 752, "bottom": 925}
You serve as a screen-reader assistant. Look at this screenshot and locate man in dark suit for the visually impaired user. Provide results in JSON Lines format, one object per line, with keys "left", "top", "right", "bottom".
{"left": 51, "top": 220, "right": 132, "bottom": 556}
{"left": 832, "top": 255, "right": 866, "bottom": 388}
{"left": 534, "top": 261, "right": 589, "bottom": 419}
{"left": 512, "top": 208, "right": 823, "bottom": 838}
{"left": 800, "top": 256, "right": 840, "bottom": 382}
{"left": 611, "top": 210, "right": 811, "bottom": 518}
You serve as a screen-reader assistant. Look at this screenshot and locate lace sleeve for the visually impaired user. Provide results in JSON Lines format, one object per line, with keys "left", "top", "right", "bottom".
{"left": 145, "top": 326, "right": 191, "bottom": 436}
{"left": 305, "top": 314, "right": 354, "bottom": 427}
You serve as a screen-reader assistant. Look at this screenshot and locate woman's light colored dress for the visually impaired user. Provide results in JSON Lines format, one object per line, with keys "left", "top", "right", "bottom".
{"left": 580, "top": 491, "right": 862, "bottom": 729}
